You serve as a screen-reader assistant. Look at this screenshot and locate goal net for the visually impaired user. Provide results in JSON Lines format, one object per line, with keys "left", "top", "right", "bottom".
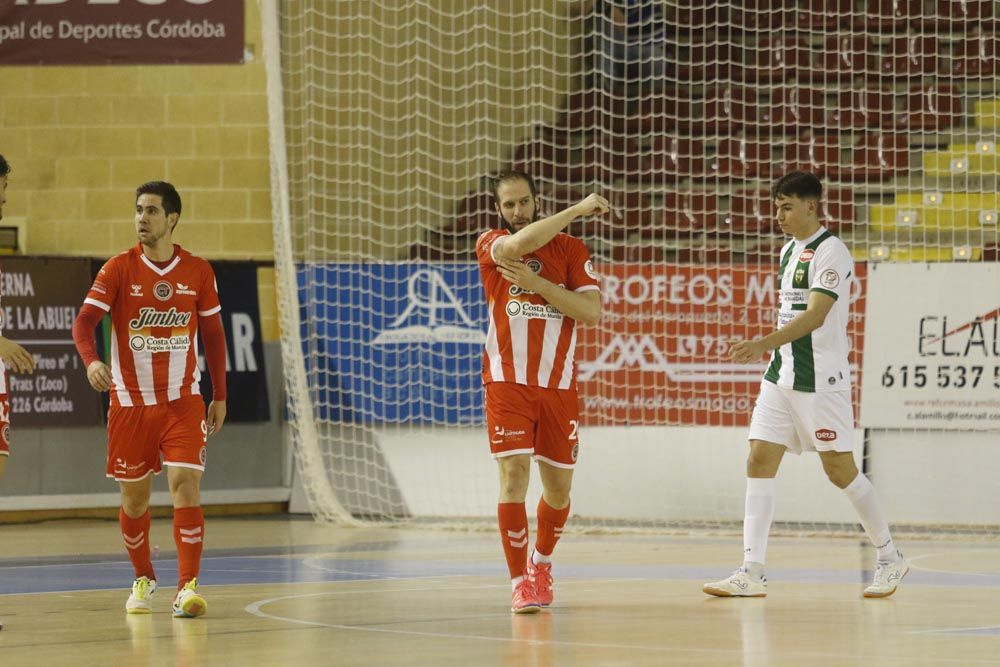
{"left": 263, "top": 0, "right": 1000, "bottom": 534}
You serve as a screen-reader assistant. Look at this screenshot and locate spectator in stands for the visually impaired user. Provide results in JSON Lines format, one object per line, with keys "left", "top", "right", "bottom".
{"left": 576, "top": 0, "right": 669, "bottom": 92}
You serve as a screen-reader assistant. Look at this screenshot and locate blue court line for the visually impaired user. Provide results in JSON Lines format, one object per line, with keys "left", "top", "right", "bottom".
{"left": 2, "top": 550, "right": 999, "bottom": 596}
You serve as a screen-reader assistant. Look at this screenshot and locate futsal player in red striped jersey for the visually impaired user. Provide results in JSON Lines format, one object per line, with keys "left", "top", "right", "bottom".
{"left": 0, "top": 154, "right": 37, "bottom": 481}
{"left": 72, "top": 181, "right": 228, "bottom": 618}
{"left": 476, "top": 171, "right": 609, "bottom": 613}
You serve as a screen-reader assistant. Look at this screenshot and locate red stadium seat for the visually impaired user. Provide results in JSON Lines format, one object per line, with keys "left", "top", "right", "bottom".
{"left": 784, "top": 135, "right": 843, "bottom": 178}
{"left": 818, "top": 188, "right": 856, "bottom": 233}
{"left": 675, "top": 247, "right": 734, "bottom": 264}
{"left": 896, "top": 84, "right": 961, "bottom": 131}
{"left": 879, "top": 36, "right": 939, "bottom": 79}
{"left": 728, "top": 189, "right": 776, "bottom": 236}
{"left": 647, "top": 135, "right": 706, "bottom": 182}
{"left": 934, "top": 0, "right": 994, "bottom": 26}
{"left": 581, "top": 134, "right": 644, "bottom": 183}
{"left": 609, "top": 245, "right": 666, "bottom": 262}
{"left": 829, "top": 87, "right": 895, "bottom": 129}
{"left": 797, "top": 0, "right": 857, "bottom": 29}
{"left": 806, "top": 36, "right": 877, "bottom": 82}
{"left": 744, "top": 37, "right": 809, "bottom": 83}
{"left": 731, "top": 0, "right": 798, "bottom": 29}
{"left": 673, "top": 2, "right": 731, "bottom": 31}
{"left": 708, "top": 137, "right": 773, "bottom": 180}
{"left": 554, "top": 88, "right": 627, "bottom": 133}
{"left": 677, "top": 40, "right": 737, "bottom": 83}
{"left": 661, "top": 191, "right": 721, "bottom": 236}
{"left": 602, "top": 189, "right": 652, "bottom": 239}
{"left": 693, "top": 86, "right": 758, "bottom": 134}
{"left": 630, "top": 91, "right": 694, "bottom": 135}
{"left": 512, "top": 136, "right": 605, "bottom": 183}
{"left": 945, "top": 35, "right": 998, "bottom": 79}
{"left": 451, "top": 191, "right": 498, "bottom": 232}
{"left": 853, "top": 0, "right": 923, "bottom": 30}
{"left": 538, "top": 187, "right": 583, "bottom": 218}
{"left": 983, "top": 243, "right": 1000, "bottom": 262}
{"left": 833, "top": 133, "right": 910, "bottom": 182}
{"left": 760, "top": 87, "right": 828, "bottom": 135}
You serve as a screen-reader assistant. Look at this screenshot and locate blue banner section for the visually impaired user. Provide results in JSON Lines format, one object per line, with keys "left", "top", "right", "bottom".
{"left": 300, "top": 263, "right": 488, "bottom": 425}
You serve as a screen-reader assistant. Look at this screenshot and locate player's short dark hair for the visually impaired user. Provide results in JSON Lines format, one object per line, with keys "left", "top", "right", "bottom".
{"left": 136, "top": 181, "right": 182, "bottom": 218}
{"left": 772, "top": 171, "right": 823, "bottom": 202}
{"left": 0, "top": 154, "right": 10, "bottom": 178}
{"left": 490, "top": 170, "right": 538, "bottom": 206}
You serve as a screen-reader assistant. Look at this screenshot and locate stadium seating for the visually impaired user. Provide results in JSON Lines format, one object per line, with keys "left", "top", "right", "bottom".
{"left": 879, "top": 36, "right": 940, "bottom": 79}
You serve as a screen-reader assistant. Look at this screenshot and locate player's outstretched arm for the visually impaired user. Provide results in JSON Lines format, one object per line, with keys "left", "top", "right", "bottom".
{"left": 730, "top": 291, "right": 835, "bottom": 363}
{"left": 496, "top": 193, "right": 609, "bottom": 262}
{"left": 0, "top": 336, "right": 35, "bottom": 374}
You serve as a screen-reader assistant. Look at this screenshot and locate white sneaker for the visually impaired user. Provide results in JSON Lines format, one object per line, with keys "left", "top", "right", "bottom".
{"left": 172, "top": 578, "right": 207, "bottom": 618}
{"left": 864, "top": 552, "right": 909, "bottom": 598}
{"left": 703, "top": 568, "right": 767, "bottom": 597}
{"left": 125, "top": 576, "right": 158, "bottom": 614}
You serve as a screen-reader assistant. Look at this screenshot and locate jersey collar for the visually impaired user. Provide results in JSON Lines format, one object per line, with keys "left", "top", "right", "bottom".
{"left": 794, "top": 226, "right": 827, "bottom": 245}
{"left": 138, "top": 248, "right": 181, "bottom": 276}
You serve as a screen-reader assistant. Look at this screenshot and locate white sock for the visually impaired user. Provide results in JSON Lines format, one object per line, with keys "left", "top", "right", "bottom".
{"left": 531, "top": 549, "right": 550, "bottom": 566}
{"left": 742, "top": 478, "right": 776, "bottom": 571}
{"left": 511, "top": 575, "right": 525, "bottom": 590}
{"left": 842, "top": 473, "right": 898, "bottom": 562}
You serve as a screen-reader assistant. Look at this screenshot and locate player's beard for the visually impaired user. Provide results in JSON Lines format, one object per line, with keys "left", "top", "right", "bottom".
{"left": 502, "top": 209, "right": 539, "bottom": 233}
{"left": 138, "top": 226, "right": 167, "bottom": 248}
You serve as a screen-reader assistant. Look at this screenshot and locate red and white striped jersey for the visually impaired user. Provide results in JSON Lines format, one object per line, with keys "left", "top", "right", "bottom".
{"left": 476, "top": 229, "right": 600, "bottom": 390}
{"left": 0, "top": 269, "right": 7, "bottom": 395}
{"left": 83, "top": 244, "right": 221, "bottom": 407}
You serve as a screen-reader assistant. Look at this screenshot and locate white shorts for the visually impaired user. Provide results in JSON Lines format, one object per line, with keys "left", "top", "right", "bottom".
{"left": 747, "top": 381, "right": 854, "bottom": 455}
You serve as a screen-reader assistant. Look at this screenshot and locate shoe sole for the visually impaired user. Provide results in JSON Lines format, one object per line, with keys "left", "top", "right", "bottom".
{"left": 173, "top": 595, "right": 207, "bottom": 618}
{"left": 703, "top": 585, "right": 766, "bottom": 598}
{"left": 511, "top": 604, "right": 542, "bottom": 614}
{"left": 863, "top": 564, "right": 909, "bottom": 599}
{"left": 125, "top": 607, "right": 152, "bottom": 614}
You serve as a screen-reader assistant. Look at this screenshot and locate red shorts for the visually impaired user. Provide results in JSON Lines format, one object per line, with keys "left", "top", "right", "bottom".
{"left": 484, "top": 382, "right": 581, "bottom": 469}
{"left": 107, "top": 395, "right": 208, "bottom": 481}
{"left": 0, "top": 393, "right": 9, "bottom": 458}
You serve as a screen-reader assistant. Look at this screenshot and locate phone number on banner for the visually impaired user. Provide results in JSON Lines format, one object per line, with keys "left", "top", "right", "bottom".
{"left": 880, "top": 364, "right": 1000, "bottom": 389}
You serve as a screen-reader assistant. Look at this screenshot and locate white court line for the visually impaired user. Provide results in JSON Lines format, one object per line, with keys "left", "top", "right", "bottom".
{"left": 909, "top": 625, "right": 1000, "bottom": 636}
{"left": 906, "top": 551, "right": 1000, "bottom": 577}
{"left": 243, "top": 587, "right": 1000, "bottom": 665}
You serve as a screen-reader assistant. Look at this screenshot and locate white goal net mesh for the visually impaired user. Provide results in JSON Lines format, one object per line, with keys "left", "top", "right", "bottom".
{"left": 263, "top": 0, "right": 1000, "bottom": 534}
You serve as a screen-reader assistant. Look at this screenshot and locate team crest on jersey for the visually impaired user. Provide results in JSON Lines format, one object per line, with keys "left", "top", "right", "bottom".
{"left": 153, "top": 281, "right": 174, "bottom": 301}
{"left": 525, "top": 258, "right": 543, "bottom": 274}
{"left": 794, "top": 268, "right": 805, "bottom": 284}
{"left": 819, "top": 269, "right": 840, "bottom": 288}
{"left": 798, "top": 249, "right": 815, "bottom": 262}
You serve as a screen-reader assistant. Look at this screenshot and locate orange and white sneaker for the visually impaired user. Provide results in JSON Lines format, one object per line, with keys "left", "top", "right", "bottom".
{"left": 511, "top": 578, "right": 542, "bottom": 614}
{"left": 172, "top": 578, "right": 207, "bottom": 618}
{"left": 527, "top": 560, "right": 554, "bottom": 607}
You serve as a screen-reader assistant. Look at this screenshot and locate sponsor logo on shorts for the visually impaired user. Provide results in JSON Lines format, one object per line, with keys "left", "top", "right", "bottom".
{"left": 153, "top": 281, "right": 174, "bottom": 301}
{"left": 798, "top": 249, "right": 815, "bottom": 262}
{"left": 571, "top": 443, "right": 579, "bottom": 462}
{"left": 1, "top": 424, "right": 9, "bottom": 447}
{"left": 113, "top": 457, "right": 148, "bottom": 477}
{"left": 199, "top": 446, "right": 207, "bottom": 465}
{"left": 815, "top": 429, "right": 837, "bottom": 441}
{"left": 491, "top": 425, "right": 527, "bottom": 444}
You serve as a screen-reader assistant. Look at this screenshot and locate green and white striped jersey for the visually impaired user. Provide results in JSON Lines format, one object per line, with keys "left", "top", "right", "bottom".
{"left": 763, "top": 227, "right": 854, "bottom": 393}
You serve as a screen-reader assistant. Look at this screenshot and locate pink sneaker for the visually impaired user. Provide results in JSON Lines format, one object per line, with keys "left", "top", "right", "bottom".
{"left": 511, "top": 578, "right": 542, "bottom": 614}
{"left": 527, "top": 560, "right": 553, "bottom": 607}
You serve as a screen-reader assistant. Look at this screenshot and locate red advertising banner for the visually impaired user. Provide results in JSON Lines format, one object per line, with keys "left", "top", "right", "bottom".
{"left": 576, "top": 263, "right": 867, "bottom": 427}
{"left": 0, "top": 0, "right": 243, "bottom": 65}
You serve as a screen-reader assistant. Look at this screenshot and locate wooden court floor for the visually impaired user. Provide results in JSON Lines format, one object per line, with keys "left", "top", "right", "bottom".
{"left": 0, "top": 516, "right": 997, "bottom": 666}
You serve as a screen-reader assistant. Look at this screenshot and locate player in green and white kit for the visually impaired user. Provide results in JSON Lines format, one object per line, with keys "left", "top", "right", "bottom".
{"left": 703, "top": 172, "right": 907, "bottom": 599}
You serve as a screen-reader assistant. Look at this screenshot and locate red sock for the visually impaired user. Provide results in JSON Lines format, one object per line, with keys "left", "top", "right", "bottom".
{"left": 120, "top": 507, "right": 155, "bottom": 580}
{"left": 497, "top": 502, "right": 529, "bottom": 579}
{"left": 535, "top": 497, "right": 570, "bottom": 558}
{"left": 173, "top": 506, "right": 204, "bottom": 589}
